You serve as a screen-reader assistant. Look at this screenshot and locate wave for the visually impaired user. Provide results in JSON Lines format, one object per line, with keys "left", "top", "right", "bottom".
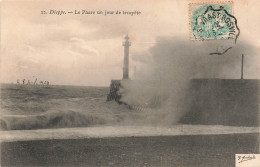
{"left": 1, "top": 110, "right": 106, "bottom": 130}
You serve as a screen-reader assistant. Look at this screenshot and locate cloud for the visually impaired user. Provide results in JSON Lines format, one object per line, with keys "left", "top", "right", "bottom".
{"left": 1, "top": 0, "right": 260, "bottom": 86}
{"left": 70, "top": 37, "right": 99, "bottom": 55}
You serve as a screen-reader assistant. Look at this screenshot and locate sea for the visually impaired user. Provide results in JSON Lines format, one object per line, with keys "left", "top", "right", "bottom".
{"left": 0, "top": 83, "right": 259, "bottom": 141}
{"left": 0, "top": 83, "right": 136, "bottom": 131}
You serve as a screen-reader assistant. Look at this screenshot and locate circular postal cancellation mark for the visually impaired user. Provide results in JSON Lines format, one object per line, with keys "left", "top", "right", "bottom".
{"left": 190, "top": 2, "right": 240, "bottom": 42}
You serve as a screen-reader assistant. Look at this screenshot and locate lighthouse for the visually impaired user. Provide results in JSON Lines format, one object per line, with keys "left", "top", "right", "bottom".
{"left": 107, "top": 35, "right": 132, "bottom": 102}
{"left": 122, "top": 35, "right": 131, "bottom": 79}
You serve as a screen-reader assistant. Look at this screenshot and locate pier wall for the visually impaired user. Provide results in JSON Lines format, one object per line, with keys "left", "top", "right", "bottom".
{"left": 179, "top": 79, "right": 260, "bottom": 127}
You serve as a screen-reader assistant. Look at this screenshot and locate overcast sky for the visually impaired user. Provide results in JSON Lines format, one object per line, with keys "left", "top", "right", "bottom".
{"left": 1, "top": 0, "right": 260, "bottom": 86}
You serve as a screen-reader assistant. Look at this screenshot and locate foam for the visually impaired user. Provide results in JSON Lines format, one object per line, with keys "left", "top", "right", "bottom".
{"left": 1, "top": 125, "right": 259, "bottom": 142}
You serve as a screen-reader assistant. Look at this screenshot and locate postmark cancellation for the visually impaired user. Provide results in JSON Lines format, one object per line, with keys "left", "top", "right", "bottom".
{"left": 189, "top": 2, "right": 240, "bottom": 42}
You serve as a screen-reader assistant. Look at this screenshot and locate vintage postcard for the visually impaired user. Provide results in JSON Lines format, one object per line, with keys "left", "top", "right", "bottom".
{"left": 0, "top": 0, "right": 259, "bottom": 166}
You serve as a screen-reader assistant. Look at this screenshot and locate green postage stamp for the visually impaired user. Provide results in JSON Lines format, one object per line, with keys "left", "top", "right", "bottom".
{"left": 190, "top": 2, "right": 240, "bottom": 42}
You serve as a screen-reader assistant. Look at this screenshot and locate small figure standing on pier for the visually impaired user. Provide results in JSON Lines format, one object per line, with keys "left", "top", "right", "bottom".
{"left": 34, "top": 78, "right": 38, "bottom": 85}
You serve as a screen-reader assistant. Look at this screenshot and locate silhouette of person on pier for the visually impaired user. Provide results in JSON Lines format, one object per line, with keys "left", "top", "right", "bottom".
{"left": 34, "top": 78, "right": 38, "bottom": 85}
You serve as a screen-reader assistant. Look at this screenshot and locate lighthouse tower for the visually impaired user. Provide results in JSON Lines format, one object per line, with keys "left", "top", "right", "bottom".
{"left": 107, "top": 35, "right": 131, "bottom": 102}
{"left": 122, "top": 35, "right": 131, "bottom": 80}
